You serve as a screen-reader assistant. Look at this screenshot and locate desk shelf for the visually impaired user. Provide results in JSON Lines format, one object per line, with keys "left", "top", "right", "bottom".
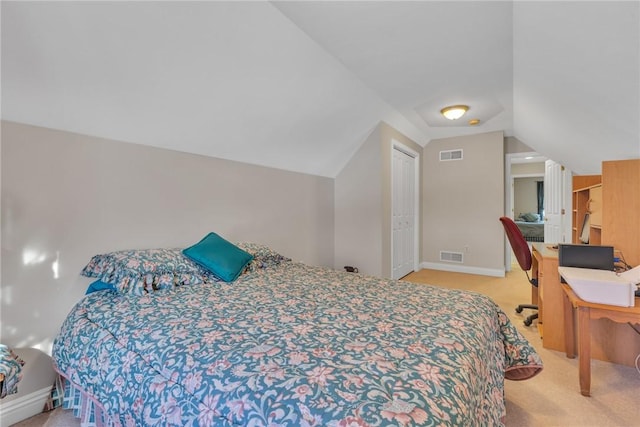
{"left": 572, "top": 180, "right": 602, "bottom": 245}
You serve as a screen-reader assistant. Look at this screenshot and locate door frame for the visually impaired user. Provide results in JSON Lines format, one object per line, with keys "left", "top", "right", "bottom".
{"left": 505, "top": 153, "right": 573, "bottom": 271}
{"left": 510, "top": 173, "right": 545, "bottom": 221}
{"left": 504, "top": 152, "right": 547, "bottom": 271}
{"left": 390, "top": 140, "right": 420, "bottom": 279}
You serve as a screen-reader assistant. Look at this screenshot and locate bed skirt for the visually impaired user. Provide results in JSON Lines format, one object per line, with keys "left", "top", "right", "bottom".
{"left": 61, "top": 376, "right": 113, "bottom": 427}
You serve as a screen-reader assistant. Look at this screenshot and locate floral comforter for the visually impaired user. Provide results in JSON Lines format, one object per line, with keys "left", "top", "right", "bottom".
{"left": 53, "top": 262, "right": 542, "bottom": 426}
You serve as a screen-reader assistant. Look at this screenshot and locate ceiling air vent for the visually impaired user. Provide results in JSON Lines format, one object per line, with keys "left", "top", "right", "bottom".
{"left": 440, "top": 251, "right": 464, "bottom": 263}
{"left": 439, "top": 149, "right": 463, "bottom": 161}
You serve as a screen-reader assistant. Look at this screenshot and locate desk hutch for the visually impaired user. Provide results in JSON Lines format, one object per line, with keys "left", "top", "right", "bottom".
{"left": 534, "top": 159, "right": 640, "bottom": 367}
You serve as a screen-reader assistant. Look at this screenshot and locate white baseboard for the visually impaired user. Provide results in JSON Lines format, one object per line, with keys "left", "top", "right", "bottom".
{"left": 0, "top": 386, "right": 51, "bottom": 426}
{"left": 420, "top": 262, "right": 505, "bottom": 278}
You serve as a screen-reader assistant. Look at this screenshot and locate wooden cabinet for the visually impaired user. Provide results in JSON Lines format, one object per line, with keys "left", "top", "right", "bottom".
{"left": 569, "top": 159, "right": 640, "bottom": 367}
{"left": 602, "top": 159, "right": 640, "bottom": 267}
{"left": 572, "top": 175, "right": 602, "bottom": 245}
{"left": 587, "top": 185, "right": 602, "bottom": 227}
{"left": 573, "top": 160, "right": 639, "bottom": 261}
{"left": 532, "top": 243, "right": 565, "bottom": 352}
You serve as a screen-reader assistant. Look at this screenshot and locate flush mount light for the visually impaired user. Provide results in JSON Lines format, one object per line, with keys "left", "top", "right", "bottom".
{"left": 468, "top": 118, "right": 480, "bottom": 126}
{"left": 440, "top": 105, "right": 469, "bottom": 120}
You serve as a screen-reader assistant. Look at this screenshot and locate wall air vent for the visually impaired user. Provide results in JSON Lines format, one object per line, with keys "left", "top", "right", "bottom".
{"left": 440, "top": 251, "right": 464, "bottom": 263}
{"left": 439, "top": 149, "right": 463, "bottom": 161}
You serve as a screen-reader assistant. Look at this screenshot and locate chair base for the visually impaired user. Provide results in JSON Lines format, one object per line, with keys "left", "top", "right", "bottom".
{"left": 515, "top": 304, "right": 537, "bottom": 313}
{"left": 523, "top": 312, "right": 538, "bottom": 326}
{"left": 515, "top": 304, "right": 538, "bottom": 326}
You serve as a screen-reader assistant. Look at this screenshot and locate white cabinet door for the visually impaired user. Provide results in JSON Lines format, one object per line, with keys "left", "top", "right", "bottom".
{"left": 392, "top": 146, "right": 417, "bottom": 279}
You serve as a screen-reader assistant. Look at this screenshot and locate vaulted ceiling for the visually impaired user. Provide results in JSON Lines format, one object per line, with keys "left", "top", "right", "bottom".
{"left": 2, "top": 1, "right": 638, "bottom": 177}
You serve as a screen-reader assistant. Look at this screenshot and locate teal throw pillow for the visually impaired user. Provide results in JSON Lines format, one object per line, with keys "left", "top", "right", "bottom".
{"left": 182, "top": 232, "right": 254, "bottom": 282}
{"left": 85, "top": 280, "right": 116, "bottom": 295}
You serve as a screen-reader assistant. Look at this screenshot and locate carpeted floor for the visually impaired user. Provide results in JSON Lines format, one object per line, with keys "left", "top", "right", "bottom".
{"left": 9, "top": 406, "right": 78, "bottom": 427}
{"left": 11, "top": 266, "right": 640, "bottom": 426}
{"left": 404, "top": 267, "right": 640, "bottom": 427}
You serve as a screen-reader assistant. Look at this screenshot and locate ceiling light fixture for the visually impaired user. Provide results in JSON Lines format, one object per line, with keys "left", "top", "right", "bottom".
{"left": 468, "top": 118, "right": 480, "bottom": 126}
{"left": 440, "top": 105, "right": 469, "bottom": 120}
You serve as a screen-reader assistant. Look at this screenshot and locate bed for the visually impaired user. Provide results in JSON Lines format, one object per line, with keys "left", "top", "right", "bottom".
{"left": 515, "top": 220, "right": 544, "bottom": 242}
{"left": 515, "top": 213, "right": 545, "bottom": 242}
{"left": 52, "top": 237, "right": 542, "bottom": 426}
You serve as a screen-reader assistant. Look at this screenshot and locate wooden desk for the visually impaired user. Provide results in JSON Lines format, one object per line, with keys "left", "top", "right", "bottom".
{"left": 531, "top": 243, "right": 566, "bottom": 351}
{"left": 561, "top": 284, "right": 640, "bottom": 396}
{"left": 531, "top": 243, "right": 640, "bottom": 365}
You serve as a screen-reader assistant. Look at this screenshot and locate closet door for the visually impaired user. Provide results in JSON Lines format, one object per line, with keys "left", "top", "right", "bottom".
{"left": 392, "top": 146, "right": 417, "bottom": 279}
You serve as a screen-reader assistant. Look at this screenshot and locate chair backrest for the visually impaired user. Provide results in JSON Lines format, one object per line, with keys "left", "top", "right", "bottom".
{"left": 499, "top": 216, "right": 532, "bottom": 271}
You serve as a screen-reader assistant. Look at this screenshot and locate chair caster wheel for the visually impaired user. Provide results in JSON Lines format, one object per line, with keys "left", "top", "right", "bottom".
{"left": 524, "top": 319, "right": 533, "bottom": 326}
{"left": 515, "top": 306, "right": 524, "bottom": 314}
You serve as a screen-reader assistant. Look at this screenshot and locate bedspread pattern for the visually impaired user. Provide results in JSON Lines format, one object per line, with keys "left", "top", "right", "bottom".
{"left": 53, "top": 262, "right": 542, "bottom": 426}
{"left": 515, "top": 221, "right": 544, "bottom": 240}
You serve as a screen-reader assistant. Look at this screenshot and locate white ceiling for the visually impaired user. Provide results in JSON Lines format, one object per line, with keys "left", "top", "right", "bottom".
{"left": 2, "top": 1, "right": 639, "bottom": 177}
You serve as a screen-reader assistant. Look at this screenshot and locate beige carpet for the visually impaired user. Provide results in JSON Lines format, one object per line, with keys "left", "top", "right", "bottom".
{"left": 404, "top": 268, "right": 640, "bottom": 427}
{"left": 12, "top": 267, "right": 640, "bottom": 426}
{"left": 9, "top": 406, "right": 78, "bottom": 427}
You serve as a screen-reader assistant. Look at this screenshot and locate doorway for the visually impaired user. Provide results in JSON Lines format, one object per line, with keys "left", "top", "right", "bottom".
{"left": 504, "top": 152, "right": 573, "bottom": 271}
{"left": 512, "top": 175, "right": 545, "bottom": 242}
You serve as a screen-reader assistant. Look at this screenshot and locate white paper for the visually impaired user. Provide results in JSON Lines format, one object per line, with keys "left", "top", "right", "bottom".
{"left": 558, "top": 266, "right": 636, "bottom": 307}
{"left": 618, "top": 265, "right": 640, "bottom": 285}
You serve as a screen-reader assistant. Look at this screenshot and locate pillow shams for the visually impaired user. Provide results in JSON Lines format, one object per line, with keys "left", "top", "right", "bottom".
{"left": 81, "top": 248, "right": 218, "bottom": 295}
{"left": 520, "top": 212, "right": 540, "bottom": 222}
{"left": 182, "top": 233, "right": 254, "bottom": 282}
{"left": 236, "top": 242, "right": 291, "bottom": 270}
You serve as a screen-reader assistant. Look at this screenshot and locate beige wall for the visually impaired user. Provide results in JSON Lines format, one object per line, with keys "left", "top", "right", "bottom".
{"left": 505, "top": 135, "right": 535, "bottom": 154}
{"left": 512, "top": 162, "right": 545, "bottom": 175}
{"left": 334, "top": 121, "right": 421, "bottom": 278}
{"left": 422, "top": 131, "right": 505, "bottom": 275}
{"left": 1, "top": 121, "right": 334, "bottom": 351}
{"left": 334, "top": 126, "right": 383, "bottom": 276}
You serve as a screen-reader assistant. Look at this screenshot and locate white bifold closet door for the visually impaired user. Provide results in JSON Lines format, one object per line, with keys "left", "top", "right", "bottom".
{"left": 392, "top": 146, "right": 416, "bottom": 280}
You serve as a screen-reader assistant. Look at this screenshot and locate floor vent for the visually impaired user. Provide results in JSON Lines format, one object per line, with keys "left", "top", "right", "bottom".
{"left": 440, "top": 251, "right": 464, "bottom": 263}
{"left": 439, "top": 149, "right": 463, "bottom": 161}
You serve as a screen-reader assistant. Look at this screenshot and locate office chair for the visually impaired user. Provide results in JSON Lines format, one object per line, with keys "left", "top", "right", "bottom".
{"left": 499, "top": 217, "right": 539, "bottom": 326}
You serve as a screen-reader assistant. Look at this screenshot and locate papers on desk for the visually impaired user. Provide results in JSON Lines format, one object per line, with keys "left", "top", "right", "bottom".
{"left": 558, "top": 266, "right": 637, "bottom": 307}
{"left": 618, "top": 264, "right": 640, "bottom": 285}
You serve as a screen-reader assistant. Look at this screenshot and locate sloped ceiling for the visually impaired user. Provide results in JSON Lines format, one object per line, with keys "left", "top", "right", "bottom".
{"left": 2, "top": 1, "right": 638, "bottom": 177}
